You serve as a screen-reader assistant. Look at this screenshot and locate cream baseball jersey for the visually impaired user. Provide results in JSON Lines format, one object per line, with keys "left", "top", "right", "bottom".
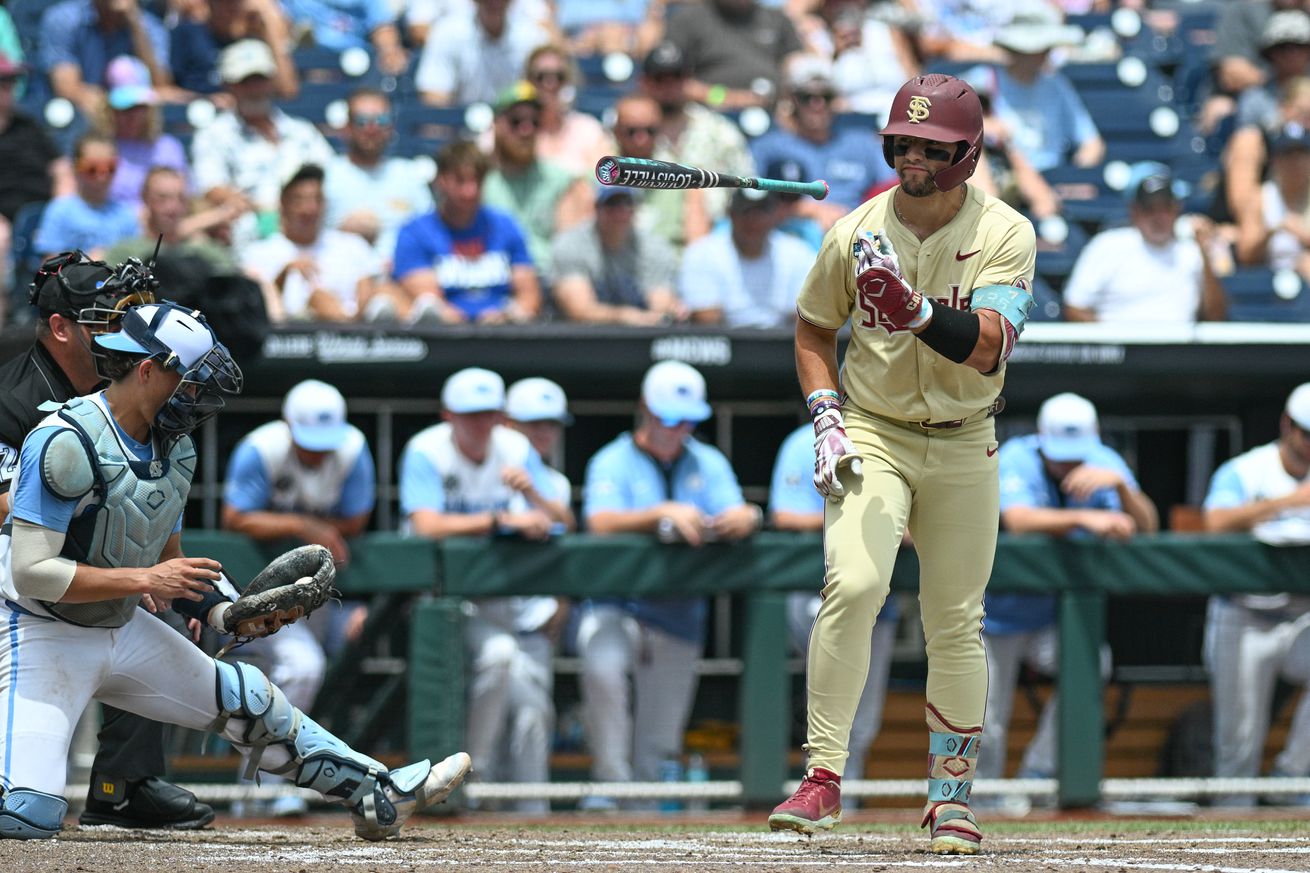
{"left": 797, "top": 184, "right": 1036, "bottom": 423}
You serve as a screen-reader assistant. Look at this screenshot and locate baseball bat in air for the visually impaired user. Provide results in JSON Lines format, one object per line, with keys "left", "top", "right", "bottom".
{"left": 595, "top": 155, "right": 829, "bottom": 201}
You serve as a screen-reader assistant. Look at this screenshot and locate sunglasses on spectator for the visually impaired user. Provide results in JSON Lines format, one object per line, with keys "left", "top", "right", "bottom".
{"left": 351, "top": 112, "right": 392, "bottom": 127}
{"left": 504, "top": 112, "right": 540, "bottom": 131}
{"left": 530, "top": 69, "right": 567, "bottom": 86}
{"left": 892, "top": 138, "right": 954, "bottom": 162}
{"left": 621, "top": 125, "right": 659, "bottom": 139}
{"left": 76, "top": 159, "right": 118, "bottom": 178}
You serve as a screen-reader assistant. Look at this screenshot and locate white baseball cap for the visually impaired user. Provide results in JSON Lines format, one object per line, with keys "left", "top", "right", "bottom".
{"left": 1037, "top": 392, "right": 1101, "bottom": 462}
{"left": 641, "top": 360, "right": 711, "bottom": 426}
{"left": 1286, "top": 383, "right": 1310, "bottom": 430}
{"left": 506, "top": 378, "right": 572, "bottom": 424}
{"left": 442, "top": 367, "right": 505, "bottom": 414}
{"left": 219, "top": 39, "right": 277, "bottom": 84}
{"left": 282, "top": 379, "right": 348, "bottom": 451}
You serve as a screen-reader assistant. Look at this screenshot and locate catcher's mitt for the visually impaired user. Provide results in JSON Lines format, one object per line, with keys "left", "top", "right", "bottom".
{"left": 220, "top": 544, "right": 337, "bottom": 641}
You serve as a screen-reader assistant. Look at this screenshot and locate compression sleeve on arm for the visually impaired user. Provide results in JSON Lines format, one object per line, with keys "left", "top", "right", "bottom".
{"left": 914, "top": 302, "right": 980, "bottom": 364}
{"left": 10, "top": 518, "right": 77, "bottom": 601}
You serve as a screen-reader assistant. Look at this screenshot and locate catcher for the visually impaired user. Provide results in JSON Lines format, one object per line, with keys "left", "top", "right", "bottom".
{"left": 0, "top": 301, "right": 469, "bottom": 841}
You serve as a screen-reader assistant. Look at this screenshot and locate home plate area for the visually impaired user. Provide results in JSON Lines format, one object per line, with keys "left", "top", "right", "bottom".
{"left": 4, "top": 824, "right": 1310, "bottom": 873}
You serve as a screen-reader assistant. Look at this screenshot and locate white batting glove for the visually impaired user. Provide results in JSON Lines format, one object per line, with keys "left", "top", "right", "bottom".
{"left": 813, "top": 407, "right": 863, "bottom": 501}
{"left": 855, "top": 230, "right": 903, "bottom": 280}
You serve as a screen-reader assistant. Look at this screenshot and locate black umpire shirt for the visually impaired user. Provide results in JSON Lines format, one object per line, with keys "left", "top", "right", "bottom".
{"left": 0, "top": 340, "right": 87, "bottom": 496}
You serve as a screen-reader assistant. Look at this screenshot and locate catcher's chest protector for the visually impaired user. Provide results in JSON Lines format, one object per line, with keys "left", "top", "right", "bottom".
{"left": 40, "top": 397, "right": 195, "bottom": 628}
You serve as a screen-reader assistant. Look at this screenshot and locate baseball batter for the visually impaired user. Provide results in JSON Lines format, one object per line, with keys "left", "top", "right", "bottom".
{"left": 768, "top": 75, "right": 1036, "bottom": 855}
{"left": 0, "top": 302, "right": 469, "bottom": 841}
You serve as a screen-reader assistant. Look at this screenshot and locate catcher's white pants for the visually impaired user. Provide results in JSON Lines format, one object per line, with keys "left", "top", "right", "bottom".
{"left": 1204, "top": 597, "right": 1310, "bottom": 803}
{"left": 464, "top": 612, "right": 554, "bottom": 813}
{"left": 575, "top": 604, "right": 700, "bottom": 784}
{"left": 789, "top": 593, "right": 896, "bottom": 781}
{"left": 0, "top": 603, "right": 300, "bottom": 795}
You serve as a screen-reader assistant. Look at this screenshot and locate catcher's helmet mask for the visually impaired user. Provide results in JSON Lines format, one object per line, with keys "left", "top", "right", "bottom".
{"left": 29, "top": 251, "right": 158, "bottom": 328}
{"left": 881, "top": 74, "right": 984, "bottom": 192}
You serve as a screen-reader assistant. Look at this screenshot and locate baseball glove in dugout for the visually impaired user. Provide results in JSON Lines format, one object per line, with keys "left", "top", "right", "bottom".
{"left": 219, "top": 544, "right": 338, "bottom": 647}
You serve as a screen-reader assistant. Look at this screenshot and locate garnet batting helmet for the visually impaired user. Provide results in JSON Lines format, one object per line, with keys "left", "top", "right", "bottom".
{"left": 881, "top": 74, "right": 984, "bottom": 192}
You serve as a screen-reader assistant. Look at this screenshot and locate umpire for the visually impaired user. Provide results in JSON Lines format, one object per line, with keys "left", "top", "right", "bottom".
{"left": 0, "top": 251, "right": 215, "bottom": 829}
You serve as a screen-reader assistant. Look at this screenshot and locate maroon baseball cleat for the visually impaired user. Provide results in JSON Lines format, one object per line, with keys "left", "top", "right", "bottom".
{"left": 767, "top": 768, "right": 842, "bottom": 835}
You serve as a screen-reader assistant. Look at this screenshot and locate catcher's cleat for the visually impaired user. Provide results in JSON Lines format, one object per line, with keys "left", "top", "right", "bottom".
{"left": 351, "top": 752, "right": 472, "bottom": 841}
{"left": 768, "top": 767, "right": 842, "bottom": 835}
{"left": 79, "top": 775, "right": 215, "bottom": 830}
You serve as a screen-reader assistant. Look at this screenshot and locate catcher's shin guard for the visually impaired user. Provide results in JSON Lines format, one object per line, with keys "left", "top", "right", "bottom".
{"left": 0, "top": 788, "right": 67, "bottom": 839}
{"left": 922, "top": 704, "right": 982, "bottom": 855}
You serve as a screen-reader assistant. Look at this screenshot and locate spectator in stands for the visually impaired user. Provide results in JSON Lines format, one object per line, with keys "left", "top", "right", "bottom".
{"left": 170, "top": 0, "right": 298, "bottom": 99}
{"left": 549, "top": 184, "right": 686, "bottom": 325}
{"left": 393, "top": 139, "right": 541, "bottom": 324}
{"left": 977, "top": 393, "right": 1154, "bottom": 811}
{"left": 33, "top": 133, "right": 139, "bottom": 260}
{"left": 1235, "top": 10, "right": 1310, "bottom": 133}
{"left": 403, "top": 0, "right": 555, "bottom": 48}
{"left": 968, "top": 85, "right": 1062, "bottom": 223}
{"left": 966, "top": 6, "right": 1102, "bottom": 173}
{"left": 222, "top": 378, "right": 372, "bottom": 816}
{"left": 611, "top": 93, "right": 710, "bottom": 251}
{"left": 1210, "top": 0, "right": 1297, "bottom": 124}
{"left": 191, "top": 39, "right": 335, "bottom": 251}
{"left": 504, "top": 376, "right": 578, "bottom": 535}
{"left": 798, "top": 0, "right": 918, "bottom": 116}
{"left": 750, "top": 55, "right": 894, "bottom": 228}
{"left": 769, "top": 419, "right": 899, "bottom": 785}
{"left": 39, "top": 0, "right": 173, "bottom": 118}
{"left": 519, "top": 43, "right": 610, "bottom": 175}
{"left": 105, "top": 166, "right": 240, "bottom": 271}
{"left": 98, "top": 55, "right": 189, "bottom": 211}
{"left": 664, "top": 0, "right": 804, "bottom": 111}
{"left": 0, "top": 52, "right": 73, "bottom": 294}
{"left": 638, "top": 40, "right": 756, "bottom": 225}
{"left": 1236, "top": 118, "right": 1310, "bottom": 277}
{"left": 400, "top": 367, "right": 564, "bottom": 813}
{"left": 281, "top": 0, "right": 409, "bottom": 74}
{"left": 913, "top": 0, "right": 1012, "bottom": 64}
{"left": 1062, "top": 165, "right": 1228, "bottom": 324}
{"left": 481, "top": 81, "right": 591, "bottom": 276}
{"left": 677, "top": 188, "right": 814, "bottom": 327}
{"left": 762, "top": 158, "right": 824, "bottom": 252}
{"left": 323, "top": 88, "right": 434, "bottom": 266}
{"left": 415, "top": 0, "right": 551, "bottom": 106}
{"left": 556, "top": 0, "right": 665, "bottom": 56}
{"left": 1201, "top": 382, "right": 1310, "bottom": 806}
{"left": 576, "top": 361, "right": 761, "bottom": 805}
{"left": 242, "top": 163, "right": 407, "bottom": 322}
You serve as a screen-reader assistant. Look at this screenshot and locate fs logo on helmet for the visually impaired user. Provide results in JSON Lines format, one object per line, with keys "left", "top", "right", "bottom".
{"left": 907, "top": 96, "right": 932, "bottom": 123}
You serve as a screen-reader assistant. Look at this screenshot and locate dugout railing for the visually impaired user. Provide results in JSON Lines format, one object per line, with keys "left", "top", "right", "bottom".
{"left": 181, "top": 529, "right": 1310, "bottom": 809}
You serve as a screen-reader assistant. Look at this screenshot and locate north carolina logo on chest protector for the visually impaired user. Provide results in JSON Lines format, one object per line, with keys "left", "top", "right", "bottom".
{"left": 907, "top": 96, "right": 932, "bottom": 123}
{"left": 38, "top": 397, "right": 195, "bottom": 628}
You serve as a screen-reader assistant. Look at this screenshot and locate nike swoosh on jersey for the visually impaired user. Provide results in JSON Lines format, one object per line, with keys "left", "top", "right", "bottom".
{"left": 986, "top": 446, "right": 998, "bottom": 457}
{"left": 955, "top": 249, "right": 982, "bottom": 261}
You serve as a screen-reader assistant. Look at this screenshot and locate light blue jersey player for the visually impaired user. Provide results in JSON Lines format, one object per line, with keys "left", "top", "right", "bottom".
{"left": 0, "top": 302, "right": 469, "bottom": 840}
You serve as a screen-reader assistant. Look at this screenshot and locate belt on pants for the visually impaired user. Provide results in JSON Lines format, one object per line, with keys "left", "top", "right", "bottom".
{"left": 917, "top": 397, "right": 1005, "bottom": 430}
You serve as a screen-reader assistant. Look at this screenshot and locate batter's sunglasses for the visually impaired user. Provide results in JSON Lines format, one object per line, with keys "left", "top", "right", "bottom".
{"left": 892, "top": 139, "right": 954, "bottom": 162}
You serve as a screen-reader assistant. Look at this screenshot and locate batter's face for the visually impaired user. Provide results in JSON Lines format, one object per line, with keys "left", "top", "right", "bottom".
{"left": 892, "top": 135, "right": 955, "bottom": 197}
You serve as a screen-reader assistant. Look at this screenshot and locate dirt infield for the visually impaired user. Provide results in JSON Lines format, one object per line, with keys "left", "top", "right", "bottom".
{"left": 4, "top": 813, "right": 1310, "bottom": 872}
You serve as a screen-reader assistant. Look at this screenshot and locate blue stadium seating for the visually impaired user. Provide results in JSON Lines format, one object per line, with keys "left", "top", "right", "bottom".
{"left": 1222, "top": 267, "right": 1310, "bottom": 323}
{"left": 8, "top": 200, "right": 45, "bottom": 321}
{"left": 394, "top": 104, "right": 472, "bottom": 158}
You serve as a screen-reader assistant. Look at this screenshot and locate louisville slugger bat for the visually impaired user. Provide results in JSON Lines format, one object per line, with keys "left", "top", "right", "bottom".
{"left": 595, "top": 155, "right": 829, "bottom": 200}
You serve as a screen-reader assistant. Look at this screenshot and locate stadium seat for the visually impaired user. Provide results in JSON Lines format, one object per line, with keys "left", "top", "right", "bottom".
{"left": 8, "top": 200, "right": 46, "bottom": 321}
{"left": 1222, "top": 267, "right": 1310, "bottom": 322}
{"left": 1041, "top": 165, "right": 1124, "bottom": 233}
{"left": 1027, "top": 274, "right": 1064, "bottom": 322}
{"left": 394, "top": 104, "right": 474, "bottom": 158}
{"left": 1034, "top": 219, "right": 1089, "bottom": 288}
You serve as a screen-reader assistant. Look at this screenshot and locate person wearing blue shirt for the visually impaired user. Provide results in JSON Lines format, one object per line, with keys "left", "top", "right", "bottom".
{"left": 576, "top": 361, "right": 762, "bottom": 806}
{"left": 34, "top": 134, "right": 140, "bottom": 260}
{"left": 399, "top": 367, "right": 562, "bottom": 813}
{"left": 281, "top": 0, "right": 408, "bottom": 73}
{"left": 393, "top": 140, "right": 541, "bottom": 324}
{"left": 978, "top": 393, "right": 1155, "bottom": 808}
{"left": 39, "top": 0, "right": 171, "bottom": 118}
{"left": 770, "top": 422, "right": 900, "bottom": 784}
{"left": 221, "top": 378, "right": 376, "bottom": 816}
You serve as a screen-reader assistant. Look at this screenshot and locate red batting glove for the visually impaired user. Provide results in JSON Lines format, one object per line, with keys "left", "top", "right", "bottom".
{"left": 854, "top": 233, "right": 933, "bottom": 331}
{"left": 813, "top": 406, "right": 863, "bottom": 501}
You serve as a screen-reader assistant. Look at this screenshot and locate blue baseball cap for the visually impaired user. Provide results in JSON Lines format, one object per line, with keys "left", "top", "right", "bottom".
{"left": 641, "top": 360, "right": 711, "bottom": 426}
{"left": 1037, "top": 392, "right": 1101, "bottom": 462}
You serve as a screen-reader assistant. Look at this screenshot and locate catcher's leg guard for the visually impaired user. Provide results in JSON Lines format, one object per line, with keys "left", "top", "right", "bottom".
{"left": 211, "top": 661, "right": 471, "bottom": 840}
{"left": 921, "top": 704, "right": 982, "bottom": 856}
{"left": 0, "top": 788, "right": 67, "bottom": 839}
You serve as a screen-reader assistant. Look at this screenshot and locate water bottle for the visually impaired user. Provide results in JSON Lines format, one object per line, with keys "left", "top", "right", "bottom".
{"left": 659, "top": 756, "right": 683, "bottom": 812}
{"left": 686, "top": 753, "right": 709, "bottom": 812}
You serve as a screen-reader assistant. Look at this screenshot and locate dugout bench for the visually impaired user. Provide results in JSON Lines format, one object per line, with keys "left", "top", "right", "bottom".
{"left": 183, "top": 530, "right": 1310, "bottom": 809}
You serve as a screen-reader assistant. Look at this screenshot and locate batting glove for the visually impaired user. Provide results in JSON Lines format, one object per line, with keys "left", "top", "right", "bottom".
{"left": 813, "top": 406, "right": 863, "bottom": 501}
{"left": 854, "top": 231, "right": 933, "bottom": 332}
